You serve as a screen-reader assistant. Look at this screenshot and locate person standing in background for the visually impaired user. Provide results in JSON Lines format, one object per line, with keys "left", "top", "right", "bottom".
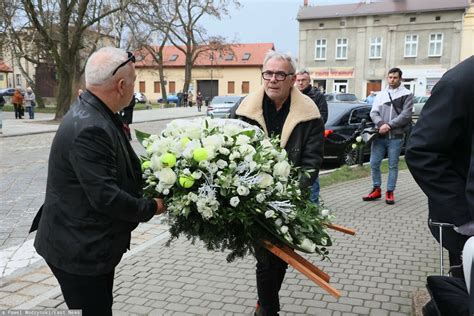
{"left": 12, "top": 87, "right": 24, "bottom": 119}
{"left": 24, "top": 87, "right": 36, "bottom": 119}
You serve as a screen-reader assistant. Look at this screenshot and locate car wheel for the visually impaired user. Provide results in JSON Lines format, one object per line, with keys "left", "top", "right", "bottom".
{"left": 340, "top": 143, "right": 359, "bottom": 166}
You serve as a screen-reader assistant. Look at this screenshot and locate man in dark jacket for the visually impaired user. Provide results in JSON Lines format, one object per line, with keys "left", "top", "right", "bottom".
{"left": 406, "top": 56, "right": 474, "bottom": 273}
{"left": 295, "top": 69, "right": 328, "bottom": 205}
{"left": 295, "top": 69, "right": 328, "bottom": 123}
{"left": 231, "top": 51, "right": 324, "bottom": 316}
{"left": 30, "top": 47, "right": 167, "bottom": 315}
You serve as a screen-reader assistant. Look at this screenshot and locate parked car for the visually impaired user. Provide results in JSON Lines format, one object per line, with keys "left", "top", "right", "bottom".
{"left": 206, "top": 95, "right": 244, "bottom": 118}
{"left": 158, "top": 94, "right": 179, "bottom": 104}
{"left": 412, "top": 95, "right": 430, "bottom": 118}
{"left": 324, "top": 93, "right": 363, "bottom": 103}
{"left": 324, "top": 102, "right": 374, "bottom": 165}
{"left": 134, "top": 92, "right": 147, "bottom": 103}
{"left": 0, "top": 88, "right": 17, "bottom": 97}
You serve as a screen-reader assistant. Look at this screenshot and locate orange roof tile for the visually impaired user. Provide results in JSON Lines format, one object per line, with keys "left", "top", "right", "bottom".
{"left": 0, "top": 60, "right": 13, "bottom": 73}
{"left": 136, "top": 43, "right": 275, "bottom": 68}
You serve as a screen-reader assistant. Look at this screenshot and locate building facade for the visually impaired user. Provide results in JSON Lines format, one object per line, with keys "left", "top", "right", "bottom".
{"left": 0, "top": 60, "right": 13, "bottom": 89}
{"left": 298, "top": 0, "right": 470, "bottom": 98}
{"left": 134, "top": 43, "right": 275, "bottom": 103}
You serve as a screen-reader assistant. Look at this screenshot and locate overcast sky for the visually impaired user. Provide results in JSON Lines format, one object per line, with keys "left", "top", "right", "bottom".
{"left": 203, "top": 0, "right": 359, "bottom": 57}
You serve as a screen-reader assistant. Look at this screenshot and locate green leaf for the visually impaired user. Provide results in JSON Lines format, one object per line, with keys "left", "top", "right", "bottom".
{"left": 135, "top": 129, "right": 151, "bottom": 147}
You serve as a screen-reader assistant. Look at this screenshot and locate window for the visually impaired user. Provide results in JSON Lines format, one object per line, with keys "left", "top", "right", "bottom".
{"left": 333, "top": 80, "right": 348, "bottom": 93}
{"left": 435, "top": 16, "right": 441, "bottom": 21}
{"left": 169, "top": 54, "right": 178, "bottom": 61}
{"left": 410, "top": 17, "right": 416, "bottom": 22}
{"left": 228, "top": 81, "right": 235, "bottom": 94}
{"left": 335, "top": 38, "right": 348, "bottom": 60}
{"left": 319, "top": 23, "right": 324, "bottom": 28}
{"left": 0, "top": 74, "right": 4, "bottom": 80}
{"left": 404, "top": 34, "right": 418, "bottom": 57}
{"left": 340, "top": 20, "right": 346, "bottom": 27}
{"left": 242, "top": 81, "right": 249, "bottom": 94}
{"left": 369, "top": 37, "right": 382, "bottom": 59}
{"left": 349, "top": 108, "right": 371, "bottom": 125}
{"left": 225, "top": 54, "right": 234, "bottom": 61}
{"left": 16, "top": 74, "right": 22, "bottom": 86}
{"left": 154, "top": 81, "right": 161, "bottom": 93}
{"left": 242, "top": 53, "right": 251, "bottom": 61}
{"left": 428, "top": 33, "right": 443, "bottom": 57}
{"left": 169, "top": 81, "right": 175, "bottom": 93}
{"left": 314, "top": 39, "right": 327, "bottom": 60}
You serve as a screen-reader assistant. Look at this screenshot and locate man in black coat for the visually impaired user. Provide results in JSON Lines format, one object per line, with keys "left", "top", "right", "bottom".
{"left": 231, "top": 51, "right": 324, "bottom": 316}
{"left": 406, "top": 56, "right": 474, "bottom": 272}
{"left": 30, "top": 47, "right": 167, "bottom": 315}
{"left": 295, "top": 69, "right": 328, "bottom": 205}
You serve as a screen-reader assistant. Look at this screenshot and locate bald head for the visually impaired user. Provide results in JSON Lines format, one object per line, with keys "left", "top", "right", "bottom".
{"left": 84, "top": 47, "right": 136, "bottom": 112}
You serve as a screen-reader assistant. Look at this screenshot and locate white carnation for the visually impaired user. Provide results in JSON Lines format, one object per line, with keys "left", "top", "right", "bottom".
{"left": 299, "top": 238, "right": 316, "bottom": 252}
{"left": 258, "top": 172, "right": 274, "bottom": 188}
{"left": 236, "top": 134, "right": 250, "bottom": 145}
{"left": 280, "top": 225, "right": 288, "bottom": 234}
{"left": 216, "top": 159, "right": 228, "bottom": 169}
{"left": 237, "top": 186, "right": 250, "bottom": 196}
{"left": 158, "top": 168, "right": 177, "bottom": 185}
{"left": 256, "top": 193, "right": 266, "bottom": 203}
{"left": 273, "top": 161, "right": 291, "bottom": 179}
{"left": 275, "top": 218, "right": 283, "bottom": 227}
{"left": 230, "top": 196, "right": 240, "bottom": 207}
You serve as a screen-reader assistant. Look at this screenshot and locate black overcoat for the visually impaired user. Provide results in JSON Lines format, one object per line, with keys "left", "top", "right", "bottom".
{"left": 32, "top": 91, "right": 156, "bottom": 275}
{"left": 406, "top": 56, "right": 474, "bottom": 254}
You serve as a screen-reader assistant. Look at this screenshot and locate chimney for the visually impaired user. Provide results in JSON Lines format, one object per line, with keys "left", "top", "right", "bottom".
{"left": 304, "top": 0, "right": 308, "bottom": 6}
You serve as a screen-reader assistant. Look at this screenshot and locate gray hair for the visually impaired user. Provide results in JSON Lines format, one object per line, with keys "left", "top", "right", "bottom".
{"left": 85, "top": 47, "right": 129, "bottom": 86}
{"left": 295, "top": 68, "right": 311, "bottom": 77}
{"left": 263, "top": 50, "right": 297, "bottom": 74}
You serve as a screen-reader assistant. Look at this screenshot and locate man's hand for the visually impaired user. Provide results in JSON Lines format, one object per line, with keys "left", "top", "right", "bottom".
{"left": 154, "top": 198, "right": 167, "bottom": 215}
{"left": 379, "top": 123, "right": 391, "bottom": 135}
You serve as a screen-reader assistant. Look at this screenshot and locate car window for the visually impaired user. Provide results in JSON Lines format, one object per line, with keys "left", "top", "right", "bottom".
{"left": 349, "top": 108, "right": 372, "bottom": 125}
{"left": 335, "top": 94, "right": 358, "bottom": 102}
{"left": 211, "top": 96, "right": 241, "bottom": 105}
{"left": 326, "top": 106, "right": 349, "bottom": 125}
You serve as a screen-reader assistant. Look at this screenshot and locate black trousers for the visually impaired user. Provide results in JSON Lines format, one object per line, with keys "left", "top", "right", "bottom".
{"left": 48, "top": 262, "right": 115, "bottom": 316}
{"left": 255, "top": 246, "right": 288, "bottom": 316}
{"left": 425, "top": 275, "right": 470, "bottom": 316}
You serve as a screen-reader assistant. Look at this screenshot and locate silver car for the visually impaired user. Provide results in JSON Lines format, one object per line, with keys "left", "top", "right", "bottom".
{"left": 206, "top": 95, "right": 243, "bottom": 118}
{"left": 412, "top": 96, "right": 429, "bottom": 118}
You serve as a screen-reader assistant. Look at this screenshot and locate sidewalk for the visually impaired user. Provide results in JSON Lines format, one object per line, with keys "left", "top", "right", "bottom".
{"left": 0, "top": 106, "right": 205, "bottom": 137}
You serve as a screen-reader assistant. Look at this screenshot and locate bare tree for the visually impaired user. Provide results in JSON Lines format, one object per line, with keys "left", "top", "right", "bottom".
{"left": 11, "top": 0, "right": 127, "bottom": 120}
{"left": 167, "top": 0, "right": 240, "bottom": 94}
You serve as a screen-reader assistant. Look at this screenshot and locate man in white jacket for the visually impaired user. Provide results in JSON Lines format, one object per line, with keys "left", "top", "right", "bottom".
{"left": 362, "top": 67, "right": 413, "bottom": 204}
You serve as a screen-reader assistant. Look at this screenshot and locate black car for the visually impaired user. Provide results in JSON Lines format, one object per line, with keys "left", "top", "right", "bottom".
{"left": 323, "top": 102, "right": 374, "bottom": 165}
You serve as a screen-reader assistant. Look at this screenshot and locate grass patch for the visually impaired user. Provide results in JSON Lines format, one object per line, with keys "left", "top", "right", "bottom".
{"left": 320, "top": 158, "right": 408, "bottom": 188}
{"left": 2, "top": 105, "right": 57, "bottom": 113}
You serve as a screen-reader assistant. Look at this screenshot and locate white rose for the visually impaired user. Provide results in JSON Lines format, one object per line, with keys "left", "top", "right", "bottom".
{"left": 352, "top": 143, "right": 357, "bottom": 149}
{"left": 258, "top": 173, "right": 274, "bottom": 188}
{"left": 321, "top": 209, "right": 330, "bottom": 217}
{"left": 256, "top": 193, "right": 266, "bottom": 203}
{"left": 158, "top": 168, "right": 177, "bottom": 185}
{"left": 299, "top": 238, "right": 316, "bottom": 252}
{"left": 236, "top": 134, "right": 250, "bottom": 145}
{"left": 265, "top": 210, "right": 275, "bottom": 218}
{"left": 216, "top": 159, "right": 228, "bottom": 169}
{"left": 192, "top": 170, "right": 203, "bottom": 179}
{"left": 162, "top": 188, "right": 170, "bottom": 195}
{"left": 273, "top": 161, "right": 291, "bottom": 179}
{"left": 230, "top": 196, "right": 240, "bottom": 207}
{"left": 275, "top": 218, "right": 283, "bottom": 227}
{"left": 202, "top": 134, "right": 224, "bottom": 149}
{"left": 356, "top": 136, "right": 362, "bottom": 143}
{"left": 218, "top": 147, "right": 230, "bottom": 155}
{"left": 280, "top": 225, "right": 288, "bottom": 234}
{"left": 237, "top": 186, "right": 250, "bottom": 196}
{"left": 277, "top": 149, "right": 287, "bottom": 162}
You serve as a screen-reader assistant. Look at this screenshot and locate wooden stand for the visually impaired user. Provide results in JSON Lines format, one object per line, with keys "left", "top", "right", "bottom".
{"left": 262, "top": 223, "right": 356, "bottom": 298}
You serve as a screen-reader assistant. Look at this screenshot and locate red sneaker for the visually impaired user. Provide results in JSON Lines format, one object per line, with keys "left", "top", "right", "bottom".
{"left": 362, "top": 187, "right": 381, "bottom": 201}
{"left": 385, "top": 191, "right": 395, "bottom": 204}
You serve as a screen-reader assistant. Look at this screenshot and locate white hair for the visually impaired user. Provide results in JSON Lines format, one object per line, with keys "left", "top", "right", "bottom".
{"left": 85, "top": 47, "right": 129, "bottom": 86}
{"left": 263, "top": 50, "right": 297, "bottom": 74}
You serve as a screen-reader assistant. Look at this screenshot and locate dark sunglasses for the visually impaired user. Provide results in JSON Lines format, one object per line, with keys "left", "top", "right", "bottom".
{"left": 111, "top": 52, "right": 136, "bottom": 76}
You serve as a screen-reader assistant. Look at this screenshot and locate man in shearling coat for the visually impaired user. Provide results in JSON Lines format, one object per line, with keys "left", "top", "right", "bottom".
{"left": 231, "top": 51, "right": 324, "bottom": 316}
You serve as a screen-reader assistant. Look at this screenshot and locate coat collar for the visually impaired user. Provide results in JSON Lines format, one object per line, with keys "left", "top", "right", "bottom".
{"left": 236, "top": 86, "right": 321, "bottom": 147}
